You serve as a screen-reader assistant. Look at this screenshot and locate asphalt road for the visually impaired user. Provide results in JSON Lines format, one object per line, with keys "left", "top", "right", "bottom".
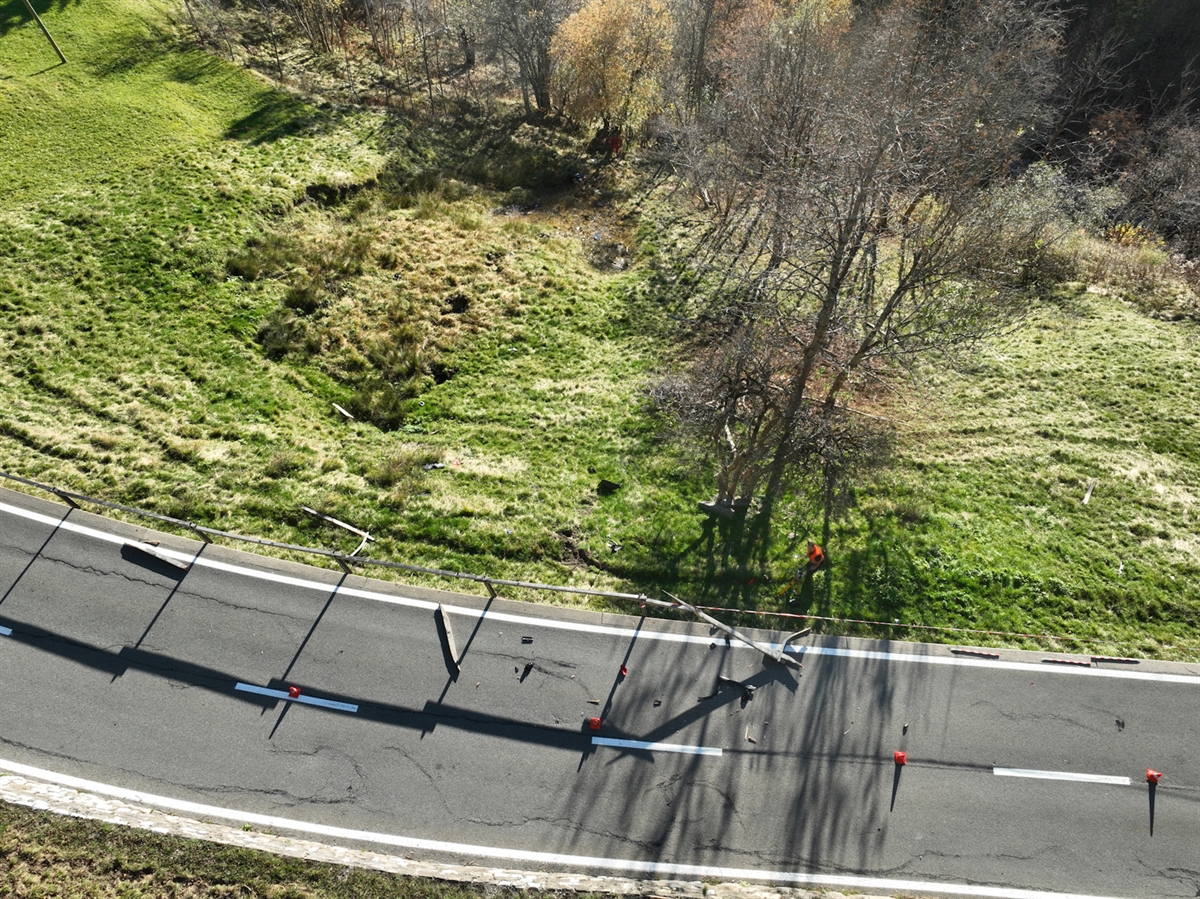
{"left": 1, "top": 486, "right": 1198, "bottom": 898}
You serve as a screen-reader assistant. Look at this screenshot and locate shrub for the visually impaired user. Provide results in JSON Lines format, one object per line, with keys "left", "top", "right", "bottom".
{"left": 265, "top": 451, "right": 305, "bottom": 478}
{"left": 366, "top": 446, "right": 443, "bottom": 487}
{"left": 256, "top": 310, "right": 307, "bottom": 358}
{"left": 1105, "top": 222, "right": 1163, "bottom": 249}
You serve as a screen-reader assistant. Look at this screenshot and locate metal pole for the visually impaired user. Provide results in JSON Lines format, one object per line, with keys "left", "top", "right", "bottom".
{"left": 302, "top": 506, "right": 374, "bottom": 556}
{"left": 20, "top": 0, "right": 67, "bottom": 64}
{"left": 651, "top": 593, "right": 803, "bottom": 670}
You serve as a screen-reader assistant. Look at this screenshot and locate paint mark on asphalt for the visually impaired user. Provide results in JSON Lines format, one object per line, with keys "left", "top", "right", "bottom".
{"left": 0, "top": 756, "right": 1132, "bottom": 899}
{"left": 0, "top": 625, "right": 11, "bottom": 636}
{"left": 993, "top": 768, "right": 1131, "bottom": 786}
{"left": 591, "top": 737, "right": 722, "bottom": 756}
{"left": 782, "top": 643, "right": 1200, "bottom": 684}
{"left": 235, "top": 682, "right": 358, "bottom": 713}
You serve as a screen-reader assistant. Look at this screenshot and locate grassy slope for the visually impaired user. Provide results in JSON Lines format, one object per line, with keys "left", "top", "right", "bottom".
{"left": 0, "top": 0, "right": 662, "bottom": 593}
{"left": 827, "top": 287, "right": 1200, "bottom": 656}
{"left": 0, "top": 799, "right": 545, "bottom": 899}
{"left": 0, "top": 0, "right": 1198, "bottom": 658}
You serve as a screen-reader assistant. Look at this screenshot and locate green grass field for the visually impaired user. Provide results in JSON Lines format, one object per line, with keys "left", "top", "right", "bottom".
{"left": 2, "top": 0, "right": 1199, "bottom": 662}
{"left": 830, "top": 286, "right": 1200, "bottom": 657}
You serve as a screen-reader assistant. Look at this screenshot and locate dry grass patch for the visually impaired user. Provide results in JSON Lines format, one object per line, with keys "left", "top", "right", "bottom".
{"left": 450, "top": 454, "right": 529, "bottom": 480}
{"left": 1069, "top": 232, "right": 1200, "bottom": 321}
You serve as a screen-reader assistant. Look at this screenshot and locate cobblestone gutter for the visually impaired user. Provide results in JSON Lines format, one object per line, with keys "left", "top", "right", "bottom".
{"left": 0, "top": 774, "right": 894, "bottom": 899}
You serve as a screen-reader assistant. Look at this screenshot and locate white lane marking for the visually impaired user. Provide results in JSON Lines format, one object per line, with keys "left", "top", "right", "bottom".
{"left": 4, "top": 499, "right": 1200, "bottom": 686}
{"left": 124, "top": 541, "right": 191, "bottom": 571}
{"left": 993, "top": 768, "right": 1131, "bottom": 786}
{"left": 234, "top": 682, "right": 358, "bottom": 713}
{"left": 782, "top": 644, "right": 1200, "bottom": 684}
{"left": 0, "top": 757, "right": 1129, "bottom": 899}
{"left": 592, "top": 737, "right": 722, "bottom": 756}
{"left": 0, "top": 625, "right": 11, "bottom": 636}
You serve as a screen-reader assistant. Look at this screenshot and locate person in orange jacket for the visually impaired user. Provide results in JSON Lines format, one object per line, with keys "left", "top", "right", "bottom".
{"left": 780, "top": 540, "right": 826, "bottom": 604}
{"left": 804, "top": 540, "right": 826, "bottom": 576}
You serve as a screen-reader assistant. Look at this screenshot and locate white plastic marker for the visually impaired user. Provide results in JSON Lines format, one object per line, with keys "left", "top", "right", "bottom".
{"left": 4, "top": 499, "right": 1200, "bottom": 686}
{"left": 592, "top": 737, "right": 722, "bottom": 756}
{"left": 0, "top": 755, "right": 1132, "bottom": 899}
{"left": 235, "top": 682, "right": 358, "bottom": 713}
{"left": 994, "top": 768, "right": 1131, "bottom": 786}
{"left": 124, "top": 541, "right": 191, "bottom": 571}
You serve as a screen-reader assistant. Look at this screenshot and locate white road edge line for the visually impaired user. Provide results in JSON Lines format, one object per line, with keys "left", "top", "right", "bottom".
{"left": 0, "top": 756, "right": 1128, "bottom": 899}
{"left": 5, "top": 499, "right": 1200, "bottom": 686}
{"left": 234, "top": 682, "right": 358, "bottom": 713}
{"left": 993, "top": 768, "right": 1131, "bottom": 786}
{"left": 591, "top": 737, "right": 722, "bottom": 756}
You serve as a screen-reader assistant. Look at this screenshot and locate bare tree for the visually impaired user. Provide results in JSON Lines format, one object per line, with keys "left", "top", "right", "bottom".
{"left": 475, "top": 0, "right": 577, "bottom": 116}
{"left": 649, "top": 320, "right": 799, "bottom": 513}
{"left": 1123, "top": 104, "right": 1200, "bottom": 257}
{"left": 658, "top": 0, "right": 1066, "bottom": 512}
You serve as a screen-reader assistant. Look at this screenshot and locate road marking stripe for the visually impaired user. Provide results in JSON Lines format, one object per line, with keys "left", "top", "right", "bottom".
{"left": 5, "top": 500, "right": 1200, "bottom": 687}
{"left": 124, "top": 541, "right": 192, "bottom": 570}
{"left": 0, "top": 625, "right": 11, "bottom": 636}
{"left": 0, "top": 756, "right": 1130, "bottom": 899}
{"left": 993, "top": 768, "right": 1130, "bottom": 786}
{"left": 592, "top": 737, "right": 722, "bottom": 756}
{"left": 783, "top": 644, "right": 1200, "bottom": 684}
{"left": 234, "top": 682, "right": 358, "bottom": 713}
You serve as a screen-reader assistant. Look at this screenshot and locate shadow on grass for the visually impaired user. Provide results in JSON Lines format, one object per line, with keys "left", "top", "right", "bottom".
{"left": 81, "top": 19, "right": 179, "bottom": 79}
{"left": 224, "top": 91, "right": 333, "bottom": 144}
{"left": 627, "top": 485, "right": 923, "bottom": 644}
{"left": 24, "top": 61, "right": 66, "bottom": 76}
{"left": 0, "top": 0, "right": 80, "bottom": 40}
{"left": 832, "top": 525, "right": 912, "bottom": 629}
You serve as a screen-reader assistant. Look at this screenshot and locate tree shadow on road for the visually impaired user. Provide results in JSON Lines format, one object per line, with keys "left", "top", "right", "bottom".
{"left": 548, "top": 626, "right": 941, "bottom": 878}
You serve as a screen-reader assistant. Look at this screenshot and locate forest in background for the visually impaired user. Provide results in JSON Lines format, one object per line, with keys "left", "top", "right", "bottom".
{"left": 183, "top": 0, "right": 1200, "bottom": 250}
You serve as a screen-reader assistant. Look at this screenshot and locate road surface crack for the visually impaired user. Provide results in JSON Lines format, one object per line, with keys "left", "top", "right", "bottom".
{"left": 38, "top": 553, "right": 171, "bottom": 591}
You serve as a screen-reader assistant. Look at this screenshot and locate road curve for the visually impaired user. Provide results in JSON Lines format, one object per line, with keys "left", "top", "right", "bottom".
{"left": 1, "top": 487, "right": 1198, "bottom": 899}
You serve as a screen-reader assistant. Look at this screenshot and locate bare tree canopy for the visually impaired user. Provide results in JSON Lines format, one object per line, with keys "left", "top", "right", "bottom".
{"left": 657, "top": 0, "right": 1067, "bottom": 510}
{"left": 476, "top": 0, "right": 578, "bottom": 115}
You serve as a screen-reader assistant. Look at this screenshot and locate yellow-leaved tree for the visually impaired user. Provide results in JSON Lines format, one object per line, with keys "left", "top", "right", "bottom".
{"left": 550, "top": 0, "right": 673, "bottom": 135}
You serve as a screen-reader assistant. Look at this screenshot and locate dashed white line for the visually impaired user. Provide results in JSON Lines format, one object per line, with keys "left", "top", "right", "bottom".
{"left": 591, "top": 737, "right": 722, "bottom": 756}
{"left": 0, "top": 756, "right": 1132, "bottom": 899}
{"left": 4, "top": 499, "right": 1200, "bottom": 686}
{"left": 234, "top": 682, "right": 358, "bottom": 713}
{"left": 993, "top": 768, "right": 1131, "bottom": 786}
